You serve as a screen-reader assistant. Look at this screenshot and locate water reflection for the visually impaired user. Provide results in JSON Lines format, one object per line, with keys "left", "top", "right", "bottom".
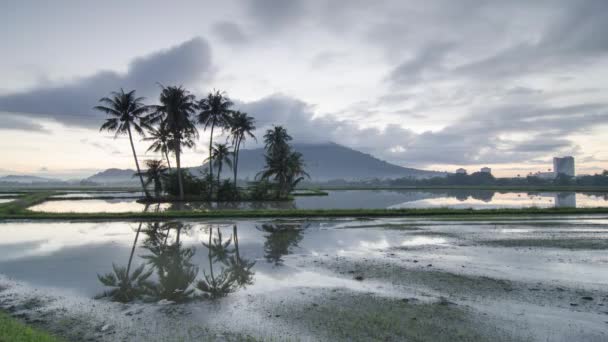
{"left": 257, "top": 222, "right": 308, "bottom": 266}
{"left": 96, "top": 221, "right": 257, "bottom": 303}
{"left": 28, "top": 190, "right": 608, "bottom": 213}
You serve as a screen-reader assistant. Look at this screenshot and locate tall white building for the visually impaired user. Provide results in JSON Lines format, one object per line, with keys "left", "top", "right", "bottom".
{"left": 553, "top": 156, "right": 575, "bottom": 177}
{"left": 480, "top": 167, "right": 491, "bottom": 174}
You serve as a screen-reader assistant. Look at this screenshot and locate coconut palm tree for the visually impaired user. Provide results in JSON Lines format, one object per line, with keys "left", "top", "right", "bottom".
{"left": 197, "top": 90, "right": 234, "bottom": 191}
{"left": 144, "top": 124, "right": 173, "bottom": 170}
{"left": 228, "top": 111, "right": 256, "bottom": 188}
{"left": 205, "top": 143, "right": 233, "bottom": 185}
{"left": 148, "top": 86, "right": 198, "bottom": 200}
{"left": 263, "top": 125, "right": 292, "bottom": 157}
{"left": 258, "top": 126, "right": 308, "bottom": 198}
{"left": 136, "top": 160, "right": 168, "bottom": 198}
{"left": 95, "top": 89, "right": 152, "bottom": 198}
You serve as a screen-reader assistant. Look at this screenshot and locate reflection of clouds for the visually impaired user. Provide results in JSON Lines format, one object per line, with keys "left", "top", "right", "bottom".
{"left": 0, "top": 222, "right": 136, "bottom": 260}
{"left": 400, "top": 237, "right": 447, "bottom": 247}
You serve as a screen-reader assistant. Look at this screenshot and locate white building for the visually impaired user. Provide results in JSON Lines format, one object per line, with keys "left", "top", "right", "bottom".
{"left": 456, "top": 168, "right": 467, "bottom": 174}
{"left": 480, "top": 167, "right": 491, "bottom": 174}
{"left": 553, "top": 156, "right": 575, "bottom": 177}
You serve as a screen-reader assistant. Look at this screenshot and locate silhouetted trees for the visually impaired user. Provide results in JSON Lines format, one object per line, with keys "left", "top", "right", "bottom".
{"left": 95, "top": 89, "right": 152, "bottom": 198}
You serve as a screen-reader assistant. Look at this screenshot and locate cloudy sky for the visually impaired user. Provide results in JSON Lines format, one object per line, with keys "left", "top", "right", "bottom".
{"left": 1, "top": 0, "right": 607, "bottom": 178}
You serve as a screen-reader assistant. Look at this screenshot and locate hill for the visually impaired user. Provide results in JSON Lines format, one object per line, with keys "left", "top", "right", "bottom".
{"left": 193, "top": 142, "right": 444, "bottom": 181}
{"left": 84, "top": 168, "right": 137, "bottom": 184}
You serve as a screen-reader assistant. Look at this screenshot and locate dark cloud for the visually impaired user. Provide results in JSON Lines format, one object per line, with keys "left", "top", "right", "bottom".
{"left": 0, "top": 37, "right": 213, "bottom": 128}
{"left": 0, "top": 113, "right": 49, "bottom": 133}
{"left": 245, "top": 0, "right": 307, "bottom": 31}
{"left": 212, "top": 21, "right": 249, "bottom": 45}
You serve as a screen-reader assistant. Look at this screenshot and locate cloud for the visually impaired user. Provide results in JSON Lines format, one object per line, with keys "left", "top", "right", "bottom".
{"left": 0, "top": 113, "right": 49, "bottom": 132}
{"left": 0, "top": 37, "right": 213, "bottom": 129}
{"left": 212, "top": 21, "right": 249, "bottom": 45}
{"left": 245, "top": 0, "right": 307, "bottom": 31}
{"left": 236, "top": 93, "right": 608, "bottom": 168}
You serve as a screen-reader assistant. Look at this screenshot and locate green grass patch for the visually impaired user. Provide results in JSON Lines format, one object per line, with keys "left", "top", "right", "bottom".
{"left": 0, "top": 311, "right": 64, "bottom": 342}
{"left": 483, "top": 238, "right": 608, "bottom": 250}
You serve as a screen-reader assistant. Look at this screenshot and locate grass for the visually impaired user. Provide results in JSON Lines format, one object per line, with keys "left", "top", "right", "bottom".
{"left": 0, "top": 311, "right": 64, "bottom": 342}
{"left": 483, "top": 238, "right": 608, "bottom": 250}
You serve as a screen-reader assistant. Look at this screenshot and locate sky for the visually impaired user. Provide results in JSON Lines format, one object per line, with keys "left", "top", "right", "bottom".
{"left": 1, "top": 0, "right": 607, "bottom": 179}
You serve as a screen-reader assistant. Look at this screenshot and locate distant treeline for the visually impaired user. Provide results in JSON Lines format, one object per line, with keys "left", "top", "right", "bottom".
{"left": 303, "top": 170, "right": 608, "bottom": 188}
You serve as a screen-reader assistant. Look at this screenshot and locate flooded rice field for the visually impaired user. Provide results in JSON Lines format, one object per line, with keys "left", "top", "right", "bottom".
{"left": 26, "top": 189, "right": 608, "bottom": 213}
{"left": 1, "top": 216, "right": 607, "bottom": 341}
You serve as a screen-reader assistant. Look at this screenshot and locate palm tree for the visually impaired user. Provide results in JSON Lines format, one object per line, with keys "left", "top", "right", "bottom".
{"left": 136, "top": 160, "right": 168, "bottom": 198}
{"left": 144, "top": 124, "right": 173, "bottom": 169}
{"left": 197, "top": 90, "right": 234, "bottom": 191}
{"left": 228, "top": 111, "right": 256, "bottom": 188}
{"left": 258, "top": 126, "right": 308, "bottom": 198}
{"left": 148, "top": 86, "right": 198, "bottom": 200}
{"left": 264, "top": 125, "right": 292, "bottom": 157}
{"left": 205, "top": 143, "right": 233, "bottom": 185}
{"left": 95, "top": 89, "right": 152, "bottom": 198}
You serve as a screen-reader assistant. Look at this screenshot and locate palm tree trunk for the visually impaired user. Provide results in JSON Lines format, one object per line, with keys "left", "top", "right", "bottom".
{"left": 233, "top": 136, "right": 240, "bottom": 190}
{"left": 217, "top": 162, "right": 222, "bottom": 185}
{"left": 174, "top": 135, "right": 184, "bottom": 200}
{"left": 127, "top": 126, "right": 151, "bottom": 198}
{"left": 208, "top": 121, "right": 215, "bottom": 185}
{"left": 164, "top": 150, "right": 172, "bottom": 170}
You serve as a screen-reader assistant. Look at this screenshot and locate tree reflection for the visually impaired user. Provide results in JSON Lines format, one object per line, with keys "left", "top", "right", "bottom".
{"left": 97, "top": 221, "right": 256, "bottom": 303}
{"left": 226, "top": 225, "right": 255, "bottom": 287}
{"left": 96, "top": 206, "right": 154, "bottom": 302}
{"left": 141, "top": 222, "right": 198, "bottom": 303}
{"left": 257, "top": 222, "right": 307, "bottom": 266}
{"left": 197, "top": 226, "right": 237, "bottom": 298}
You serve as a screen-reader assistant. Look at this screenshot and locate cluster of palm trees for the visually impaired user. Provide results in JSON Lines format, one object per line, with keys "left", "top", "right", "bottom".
{"left": 95, "top": 88, "right": 256, "bottom": 200}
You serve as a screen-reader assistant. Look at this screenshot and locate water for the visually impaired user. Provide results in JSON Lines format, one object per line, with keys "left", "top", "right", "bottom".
{"left": 1, "top": 216, "right": 608, "bottom": 298}
{"left": 50, "top": 192, "right": 143, "bottom": 199}
{"left": 27, "top": 189, "right": 608, "bottom": 213}
{"left": 2, "top": 216, "right": 608, "bottom": 341}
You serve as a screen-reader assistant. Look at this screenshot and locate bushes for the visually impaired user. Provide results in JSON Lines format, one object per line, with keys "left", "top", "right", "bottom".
{"left": 164, "top": 170, "right": 205, "bottom": 197}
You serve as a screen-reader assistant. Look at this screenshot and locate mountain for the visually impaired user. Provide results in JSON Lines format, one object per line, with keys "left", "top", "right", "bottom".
{"left": 193, "top": 142, "right": 445, "bottom": 181}
{"left": 84, "top": 168, "right": 137, "bottom": 184}
{"left": 0, "top": 175, "right": 63, "bottom": 184}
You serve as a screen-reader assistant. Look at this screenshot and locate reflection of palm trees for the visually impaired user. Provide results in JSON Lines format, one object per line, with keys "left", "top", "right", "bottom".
{"left": 142, "top": 222, "right": 198, "bottom": 303}
{"left": 257, "top": 222, "right": 307, "bottom": 266}
{"left": 97, "top": 221, "right": 256, "bottom": 303}
{"left": 95, "top": 263, "right": 153, "bottom": 302}
{"left": 96, "top": 205, "right": 154, "bottom": 302}
{"left": 197, "top": 226, "right": 237, "bottom": 299}
{"left": 227, "top": 225, "right": 255, "bottom": 287}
